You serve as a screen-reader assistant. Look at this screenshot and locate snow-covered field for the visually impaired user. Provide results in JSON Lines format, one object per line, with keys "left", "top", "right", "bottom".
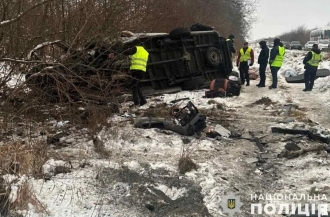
{"left": 2, "top": 46, "right": 330, "bottom": 217}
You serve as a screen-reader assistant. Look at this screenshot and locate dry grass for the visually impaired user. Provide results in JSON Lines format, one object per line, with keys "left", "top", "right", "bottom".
{"left": 0, "top": 141, "right": 49, "bottom": 215}
{"left": 139, "top": 103, "right": 170, "bottom": 118}
{"left": 289, "top": 108, "right": 312, "bottom": 123}
{"left": 13, "top": 181, "right": 48, "bottom": 215}
{"left": 0, "top": 142, "right": 49, "bottom": 178}
{"left": 78, "top": 105, "right": 117, "bottom": 135}
{"left": 178, "top": 153, "right": 197, "bottom": 174}
{"left": 278, "top": 85, "right": 289, "bottom": 90}
{"left": 252, "top": 97, "right": 275, "bottom": 106}
{"left": 93, "top": 136, "right": 111, "bottom": 158}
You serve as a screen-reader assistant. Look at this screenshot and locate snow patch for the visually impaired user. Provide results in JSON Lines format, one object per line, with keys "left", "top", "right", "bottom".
{"left": 155, "top": 184, "right": 187, "bottom": 200}
{"left": 42, "top": 159, "right": 68, "bottom": 176}
{"left": 314, "top": 75, "right": 330, "bottom": 92}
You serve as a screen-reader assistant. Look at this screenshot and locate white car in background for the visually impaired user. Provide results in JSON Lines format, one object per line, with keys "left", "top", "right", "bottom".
{"left": 304, "top": 41, "right": 318, "bottom": 50}
{"left": 318, "top": 40, "right": 330, "bottom": 51}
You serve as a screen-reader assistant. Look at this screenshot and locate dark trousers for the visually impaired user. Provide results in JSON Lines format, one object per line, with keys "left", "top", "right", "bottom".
{"left": 239, "top": 62, "right": 249, "bottom": 85}
{"left": 258, "top": 64, "right": 267, "bottom": 86}
{"left": 304, "top": 68, "right": 317, "bottom": 90}
{"left": 131, "top": 70, "right": 146, "bottom": 105}
{"left": 270, "top": 66, "right": 280, "bottom": 88}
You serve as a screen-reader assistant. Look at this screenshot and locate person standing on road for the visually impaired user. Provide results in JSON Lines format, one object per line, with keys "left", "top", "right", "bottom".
{"left": 302, "top": 44, "right": 322, "bottom": 91}
{"left": 226, "top": 34, "right": 236, "bottom": 68}
{"left": 109, "top": 44, "right": 149, "bottom": 106}
{"left": 256, "top": 40, "right": 269, "bottom": 87}
{"left": 268, "top": 38, "right": 285, "bottom": 89}
{"left": 236, "top": 42, "right": 254, "bottom": 86}
{"left": 226, "top": 34, "right": 236, "bottom": 55}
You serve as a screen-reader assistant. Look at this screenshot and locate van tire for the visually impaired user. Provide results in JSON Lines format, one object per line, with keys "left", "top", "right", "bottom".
{"left": 205, "top": 47, "right": 222, "bottom": 67}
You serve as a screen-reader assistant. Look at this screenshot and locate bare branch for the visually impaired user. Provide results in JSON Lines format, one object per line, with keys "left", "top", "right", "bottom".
{"left": 0, "top": 0, "right": 54, "bottom": 27}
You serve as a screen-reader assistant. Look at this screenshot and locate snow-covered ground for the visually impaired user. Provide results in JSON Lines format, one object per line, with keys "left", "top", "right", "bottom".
{"left": 3, "top": 46, "right": 330, "bottom": 217}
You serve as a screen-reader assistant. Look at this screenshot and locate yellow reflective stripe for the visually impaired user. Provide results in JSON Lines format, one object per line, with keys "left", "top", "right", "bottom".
{"left": 131, "top": 57, "right": 148, "bottom": 62}
{"left": 131, "top": 63, "right": 147, "bottom": 67}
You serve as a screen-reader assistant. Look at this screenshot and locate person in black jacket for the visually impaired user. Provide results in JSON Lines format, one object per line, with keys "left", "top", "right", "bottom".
{"left": 226, "top": 34, "right": 236, "bottom": 54}
{"left": 256, "top": 40, "right": 269, "bottom": 87}
{"left": 226, "top": 34, "right": 236, "bottom": 69}
{"left": 302, "top": 44, "right": 322, "bottom": 91}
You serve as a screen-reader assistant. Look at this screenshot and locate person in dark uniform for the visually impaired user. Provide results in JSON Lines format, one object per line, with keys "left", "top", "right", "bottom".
{"left": 226, "top": 34, "right": 236, "bottom": 69}
{"left": 256, "top": 40, "right": 269, "bottom": 87}
{"left": 302, "top": 44, "right": 322, "bottom": 91}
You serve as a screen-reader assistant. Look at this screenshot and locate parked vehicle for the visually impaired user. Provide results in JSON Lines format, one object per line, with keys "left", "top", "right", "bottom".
{"left": 282, "top": 41, "right": 291, "bottom": 49}
{"left": 24, "top": 24, "right": 234, "bottom": 102}
{"left": 304, "top": 41, "right": 318, "bottom": 50}
{"left": 318, "top": 40, "right": 330, "bottom": 51}
{"left": 290, "top": 41, "right": 302, "bottom": 50}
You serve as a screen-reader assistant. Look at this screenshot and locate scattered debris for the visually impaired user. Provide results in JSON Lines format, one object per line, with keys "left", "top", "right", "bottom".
{"left": 282, "top": 104, "right": 293, "bottom": 116}
{"left": 170, "top": 98, "right": 190, "bottom": 104}
{"left": 285, "top": 142, "right": 301, "bottom": 151}
{"left": 254, "top": 137, "right": 265, "bottom": 152}
{"left": 271, "top": 127, "right": 310, "bottom": 135}
{"left": 278, "top": 144, "right": 327, "bottom": 159}
{"left": 135, "top": 101, "right": 206, "bottom": 137}
{"left": 181, "top": 138, "right": 191, "bottom": 144}
{"left": 213, "top": 124, "right": 231, "bottom": 138}
{"left": 46, "top": 132, "right": 69, "bottom": 145}
{"left": 271, "top": 126, "right": 330, "bottom": 144}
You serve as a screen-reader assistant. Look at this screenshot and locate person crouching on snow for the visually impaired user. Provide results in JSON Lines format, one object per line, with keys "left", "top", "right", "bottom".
{"left": 236, "top": 42, "right": 254, "bottom": 86}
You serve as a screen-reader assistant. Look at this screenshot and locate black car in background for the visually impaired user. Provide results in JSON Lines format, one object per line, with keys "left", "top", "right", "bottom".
{"left": 290, "top": 41, "right": 302, "bottom": 50}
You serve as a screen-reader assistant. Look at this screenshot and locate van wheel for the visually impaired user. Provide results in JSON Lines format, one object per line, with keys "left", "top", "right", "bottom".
{"left": 182, "top": 77, "right": 205, "bottom": 90}
{"left": 205, "top": 47, "right": 222, "bottom": 67}
{"left": 169, "top": 28, "right": 191, "bottom": 38}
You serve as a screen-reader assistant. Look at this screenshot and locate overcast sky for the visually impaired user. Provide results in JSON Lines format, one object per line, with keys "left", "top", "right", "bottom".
{"left": 250, "top": 0, "right": 330, "bottom": 40}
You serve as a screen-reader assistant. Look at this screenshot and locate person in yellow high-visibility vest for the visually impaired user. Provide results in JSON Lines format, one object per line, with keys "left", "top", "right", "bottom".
{"left": 302, "top": 44, "right": 322, "bottom": 91}
{"left": 236, "top": 42, "right": 254, "bottom": 86}
{"left": 268, "top": 38, "right": 285, "bottom": 89}
{"left": 109, "top": 45, "right": 149, "bottom": 106}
